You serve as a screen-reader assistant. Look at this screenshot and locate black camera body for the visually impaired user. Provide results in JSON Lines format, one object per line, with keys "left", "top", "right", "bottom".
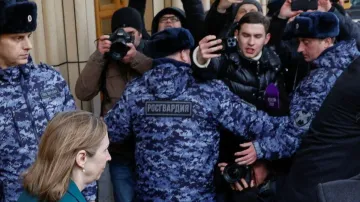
{"left": 107, "top": 28, "right": 134, "bottom": 61}
{"left": 223, "top": 163, "right": 252, "bottom": 184}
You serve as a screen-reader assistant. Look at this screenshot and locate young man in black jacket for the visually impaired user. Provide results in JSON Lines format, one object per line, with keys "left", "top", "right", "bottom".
{"left": 194, "top": 12, "right": 289, "bottom": 116}
{"left": 193, "top": 12, "right": 288, "bottom": 202}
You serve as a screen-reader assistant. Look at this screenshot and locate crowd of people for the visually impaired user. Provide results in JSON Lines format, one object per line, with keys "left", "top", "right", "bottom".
{"left": 1, "top": 0, "right": 360, "bottom": 201}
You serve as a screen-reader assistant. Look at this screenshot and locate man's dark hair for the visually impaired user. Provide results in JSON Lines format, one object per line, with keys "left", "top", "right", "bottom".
{"left": 237, "top": 12, "right": 270, "bottom": 33}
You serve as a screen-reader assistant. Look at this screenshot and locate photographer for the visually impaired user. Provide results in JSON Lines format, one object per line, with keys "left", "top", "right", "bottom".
{"left": 75, "top": 7, "right": 152, "bottom": 202}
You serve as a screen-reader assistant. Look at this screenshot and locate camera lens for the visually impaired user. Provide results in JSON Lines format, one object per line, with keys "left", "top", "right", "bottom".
{"left": 107, "top": 28, "right": 132, "bottom": 61}
{"left": 223, "top": 164, "right": 248, "bottom": 183}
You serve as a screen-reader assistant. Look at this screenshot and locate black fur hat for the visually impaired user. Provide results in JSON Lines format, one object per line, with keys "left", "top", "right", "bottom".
{"left": 285, "top": 12, "right": 339, "bottom": 39}
{"left": 146, "top": 28, "right": 194, "bottom": 59}
{"left": 0, "top": 0, "right": 37, "bottom": 34}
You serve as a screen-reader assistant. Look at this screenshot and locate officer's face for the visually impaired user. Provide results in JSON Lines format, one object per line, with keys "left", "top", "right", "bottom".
{"left": 0, "top": 32, "right": 32, "bottom": 69}
{"left": 158, "top": 14, "right": 182, "bottom": 32}
{"left": 235, "top": 4, "right": 259, "bottom": 22}
{"left": 83, "top": 134, "right": 111, "bottom": 182}
{"left": 297, "top": 38, "right": 333, "bottom": 62}
{"left": 236, "top": 23, "right": 270, "bottom": 59}
{"left": 123, "top": 27, "right": 142, "bottom": 48}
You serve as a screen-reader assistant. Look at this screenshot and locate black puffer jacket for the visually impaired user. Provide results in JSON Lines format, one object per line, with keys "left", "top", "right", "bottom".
{"left": 194, "top": 46, "right": 289, "bottom": 116}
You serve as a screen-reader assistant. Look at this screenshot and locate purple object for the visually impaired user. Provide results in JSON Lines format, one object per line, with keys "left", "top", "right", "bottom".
{"left": 265, "top": 83, "right": 280, "bottom": 109}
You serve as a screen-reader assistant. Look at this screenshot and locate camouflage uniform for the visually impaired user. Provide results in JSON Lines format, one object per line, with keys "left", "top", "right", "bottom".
{"left": 251, "top": 40, "right": 359, "bottom": 160}
{"left": 105, "top": 57, "right": 299, "bottom": 201}
{"left": 277, "top": 39, "right": 360, "bottom": 202}
{"left": 106, "top": 37, "right": 354, "bottom": 199}
{"left": 105, "top": 58, "right": 258, "bottom": 201}
{"left": 0, "top": 58, "right": 96, "bottom": 202}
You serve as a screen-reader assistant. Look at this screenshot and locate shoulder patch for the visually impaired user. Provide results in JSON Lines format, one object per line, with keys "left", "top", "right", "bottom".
{"left": 294, "top": 110, "right": 313, "bottom": 128}
{"left": 145, "top": 101, "right": 192, "bottom": 117}
{"left": 40, "top": 87, "right": 60, "bottom": 100}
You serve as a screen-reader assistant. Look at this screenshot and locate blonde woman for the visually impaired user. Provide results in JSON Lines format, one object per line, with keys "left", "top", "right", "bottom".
{"left": 18, "top": 111, "right": 111, "bottom": 202}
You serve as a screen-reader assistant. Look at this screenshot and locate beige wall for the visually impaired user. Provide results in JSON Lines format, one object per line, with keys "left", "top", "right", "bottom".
{"left": 30, "top": 0, "right": 98, "bottom": 113}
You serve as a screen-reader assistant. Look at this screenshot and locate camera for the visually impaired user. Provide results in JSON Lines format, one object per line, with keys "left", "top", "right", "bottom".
{"left": 214, "top": 37, "right": 239, "bottom": 55}
{"left": 107, "top": 28, "right": 134, "bottom": 61}
{"left": 223, "top": 163, "right": 252, "bottom": 184}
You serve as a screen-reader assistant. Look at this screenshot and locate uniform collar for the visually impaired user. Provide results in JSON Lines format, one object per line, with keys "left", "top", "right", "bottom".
{"left": 0, "top": 56, "right": 34, "bottom": 82}
{"left": 312, "top": 39, "right": 360, "bottom": 70}
{"left": 67, "top": 180, "right": 87, "bottom": 202}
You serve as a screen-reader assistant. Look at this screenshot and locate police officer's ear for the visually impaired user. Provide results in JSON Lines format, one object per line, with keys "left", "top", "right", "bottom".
{"left": 180, "top": 49, "right": 191, "bottom": 64}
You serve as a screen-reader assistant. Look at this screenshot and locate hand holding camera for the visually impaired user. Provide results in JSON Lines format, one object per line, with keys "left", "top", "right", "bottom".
{"left": 97, "top": 35, "right": 112, "bottom": 55}
{"left": 121, "top": 43, "right": 137, "bottom": 64}
{"left": 218, "top": 162, "right": 254, "bottom": 191}
{"left": 99, "top": 28, "right": 135, "bottom": 62}
{"left": 231, "top": 178, "right": 255, "bottom": 191}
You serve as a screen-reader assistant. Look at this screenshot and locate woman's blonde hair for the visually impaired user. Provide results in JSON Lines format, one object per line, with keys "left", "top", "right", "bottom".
{"left": 22, "top": 110, "right": 107, "bottom": 201}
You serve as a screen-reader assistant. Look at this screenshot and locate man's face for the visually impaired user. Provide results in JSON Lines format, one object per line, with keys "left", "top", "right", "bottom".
{"left": 236, "top": 23, "right": 270, "bottom": 59}
{"left": 0, "top": 32, "right": 32, "bottom": 69}
{"left": 252, "top": 161, "right": 269, "bottom": 186}
{"left": 158, "top": 14, "right": 182, "bottom": 32}
{"left": 297, "top": 38, "right": 332, "bottom": 62}
{"left": 123, "top": 27, "right": 142, "bottom": 47}
{"left": 235, "top": 4, "right": 259, "bottom": 22}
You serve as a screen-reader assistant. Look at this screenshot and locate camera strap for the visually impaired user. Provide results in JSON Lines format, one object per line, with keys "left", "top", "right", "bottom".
{"left": 99, "top": 59, "right": 111, "bottom": 116}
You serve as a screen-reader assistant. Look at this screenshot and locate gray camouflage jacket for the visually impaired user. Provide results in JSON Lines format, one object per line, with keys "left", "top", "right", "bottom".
{"left": 0, "top": 58, "right": 95, "bottom": 201}
{"left": 105, "top": 58, "right": 263, "bottom": 201}
{"left": 252, "top": 40, "right": 360, "bottom": 160}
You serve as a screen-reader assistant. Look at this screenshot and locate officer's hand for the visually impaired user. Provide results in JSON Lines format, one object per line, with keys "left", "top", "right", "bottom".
{"left": 218, "top": 0, "right": 244, "bottom": 13}
{"left": 318, "top": 0, "right": 332, "bottom": 12}
{"left": 218, "top": 162, "right": 228, "bottom": 174}
{"left": 231, "top": 179, "right": 255, "bottom": 191}
{"left": 122, "top": 43, "right": 137, "bottom": 64}
{"left": 234, "top": 142, "right": 257, "bottom": 165}
{"left": 97, "top": 35, "right": 111, "bottom": 55}
{"left": 196, "top": 35, "right": 222, "bottom": 65}
{"left": 278, "top": 0, "right": 303, "bottom": 19}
